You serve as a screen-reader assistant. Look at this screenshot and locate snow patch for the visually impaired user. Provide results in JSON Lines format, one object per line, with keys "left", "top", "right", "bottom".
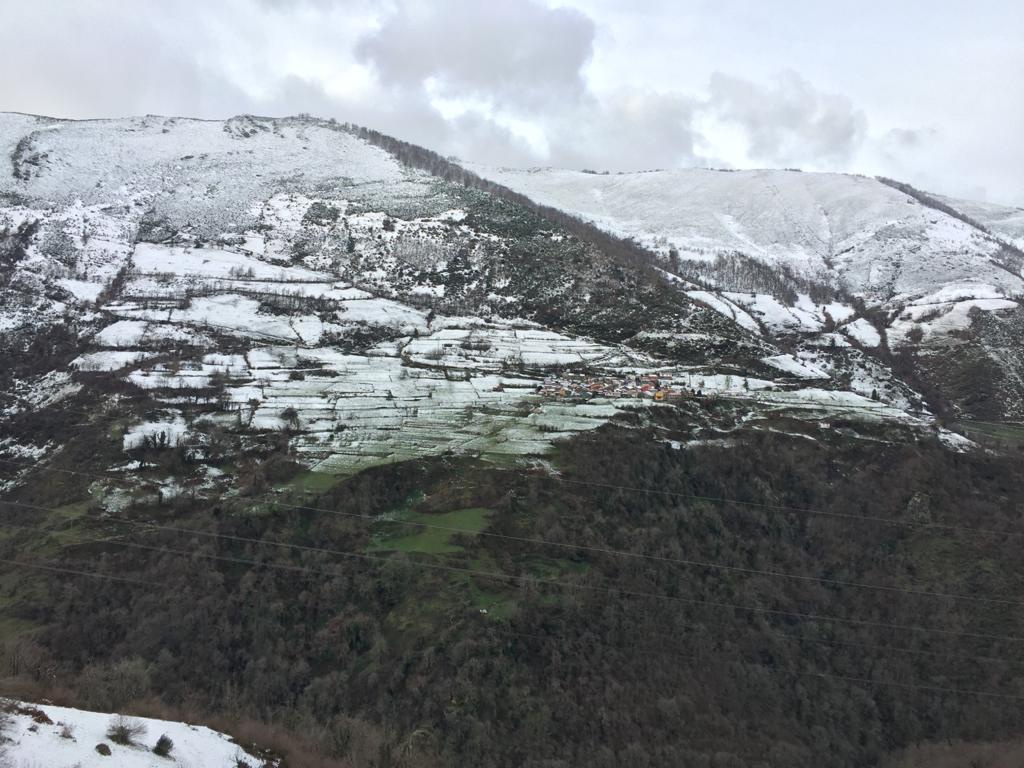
{"left": 122, "top": 415, "right": 188, "bottom": 450}
{"left": 760, "top": 354, "right": 830, "bottom": 379}
{"left": 1, "top": 699, "right": 264, "bottom": 768}
{"left": 842, "top": 318, "right": 882, "bottom": 347}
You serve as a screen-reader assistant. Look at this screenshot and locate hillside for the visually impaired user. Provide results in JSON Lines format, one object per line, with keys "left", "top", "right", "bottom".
{"left": 2, "top": 113, "right": 1024, "bottom": 767}
{"left": 467, "top": 165, "right": 1021, "bottom": 303}
{"left": 937, "top": 193, "right": 1024, "bottom": 251}
{"left": 471, "top": 164, "right": 1024, "bottom": 417}
{"left": 1, "top": 113, "right": 942, "bottom": 485}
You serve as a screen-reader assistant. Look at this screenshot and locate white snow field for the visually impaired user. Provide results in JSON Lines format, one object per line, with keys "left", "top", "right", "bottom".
{"left": 0, "top": 699, "right": 264, "bottom": 768}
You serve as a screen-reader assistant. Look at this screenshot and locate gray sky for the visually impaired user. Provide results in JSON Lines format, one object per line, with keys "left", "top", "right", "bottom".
{"left": 2, "top": 0, "right": 1021, "bottom": 204}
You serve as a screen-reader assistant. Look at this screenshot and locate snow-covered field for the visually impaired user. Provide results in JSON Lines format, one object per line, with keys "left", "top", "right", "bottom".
{"left": 1, "top": 114, "right": 434, "bottom": 221}
{"left": 98, "top": 320, "right": 648, "bottom": 473}
{"left": 79, "top": 238, "right": 922, "bottom": 475}
{"left": 0, "top": 699, "right": 264, "bottom": 768}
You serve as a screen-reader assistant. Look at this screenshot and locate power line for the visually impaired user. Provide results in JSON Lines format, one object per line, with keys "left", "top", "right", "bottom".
{"left": 797, "top": 670, "right": 1024, "bottom": 703}
{"left": 4, "top": 514, "right": 1024, "bottom": 674}
{"left": 536, "top": 474, "right": 1024, "bottom": 540}
{"left": 3, "top": 459, "right": 1023, "bottom": 606}
{"left": 0, "top": 556, "right": 155, "bottom": 586}
{"left": 4, "top": 448, "right": 1022, "bottom": 545}
{"left": 2, "top": 547, "right": 1024, "bottom": 703}
{"left": 2, "top": 497, "right": 1023, "bottom": 646}
{"left": 505, "top": 629, "right": 1024, "bottom": 702}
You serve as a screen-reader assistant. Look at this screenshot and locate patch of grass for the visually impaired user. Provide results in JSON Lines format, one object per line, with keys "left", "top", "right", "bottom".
{"left": 0, "top": 614, "right": 38, "bottom": 641}
{"left": 957, "top": 420, "right": 1024, "bottom": 448}
{"left": 466, "top": 582, "right": 518, "bottom": 620}
{"left": 381, "top": 555, "right": 518, "bottom": 641}
{"left": 48, "top": 500, "right": 91, "bottom": 522}
{"left": 281, "top": 470, "right": 338, "bottom": 496}
{"left": 369, "top": 507, "right": 494, "bottom": 554}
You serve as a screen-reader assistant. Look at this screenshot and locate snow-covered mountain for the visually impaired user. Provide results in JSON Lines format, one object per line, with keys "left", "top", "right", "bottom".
{"left": 470, "top": 163, "right": 1024, "bottom": 417}
{"left": 938, "top": 193, "right": 1024, "bottom": 251}
{"left": 1, "top": 111, "right": 1018, "bottom": 504}
{"left": 469, "top": 164, "right": 1022, "bottom": 312}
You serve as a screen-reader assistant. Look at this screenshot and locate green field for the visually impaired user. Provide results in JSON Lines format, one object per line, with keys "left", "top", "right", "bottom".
{"left": 957, "top": 420, "right": 1024, "bottom": 448}
{"left": 369, "top": 507, "right": 494, "bottom": 554}
{"left": 280, "top": 470, "right": 340, "bottom": 496}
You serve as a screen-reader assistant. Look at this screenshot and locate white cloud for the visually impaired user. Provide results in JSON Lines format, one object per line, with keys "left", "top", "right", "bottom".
{"left": 0, "top": 0, "right": 1020, "bottom": 204}
{"left": 356, "top": 0, "right": 595, "bottom": 110}
{"left": 703, "top": 71, "right": 867, "bottom": 169}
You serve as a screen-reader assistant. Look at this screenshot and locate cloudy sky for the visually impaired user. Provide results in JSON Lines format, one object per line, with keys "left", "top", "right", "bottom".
{"left": 3, "top": 0, "right": 1022, "bottom": 204}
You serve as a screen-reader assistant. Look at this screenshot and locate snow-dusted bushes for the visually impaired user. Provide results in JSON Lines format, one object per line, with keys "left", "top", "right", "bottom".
{"left": 153, "top": 733, "right": 174, "bottom": 756}
{"left": 106, "top": 715, "right": 146, "bottom": 745}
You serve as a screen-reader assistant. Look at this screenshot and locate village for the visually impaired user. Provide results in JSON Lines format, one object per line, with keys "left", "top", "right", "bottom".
{"left": 536, "top": 371, "right": 725, "bottom": 402}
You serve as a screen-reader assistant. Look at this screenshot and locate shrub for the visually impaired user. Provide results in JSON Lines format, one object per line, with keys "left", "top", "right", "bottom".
{"left": 153, "top": 733, "right": 174, "bottom": 757}
{"left": 106, "top": 715, "right": 146, "bottom": 745}
{"left": 302, "top": 201, "right": 339, "bottom": 226}
{"left": 78, "top": 658, "right": 152, "bottom": 711}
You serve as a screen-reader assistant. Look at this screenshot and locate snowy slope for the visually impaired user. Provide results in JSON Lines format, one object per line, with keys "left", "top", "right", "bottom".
{"left": 0, "top": 114, "right": 789, "bottom": 484}
{"left": 1, "top": 699, "right": 265, "bottom": 768}
{"left": 468, "top": 165, "right": 1022, "bottom": 308}
{"left": 936, "top": 194, "right": 1024, "bottom": 250}
{"left": 0, "top": 110, "right": 1005, "bottom": 480}
{"left": 3, "top": 114, "right": 435, "bottom": 229}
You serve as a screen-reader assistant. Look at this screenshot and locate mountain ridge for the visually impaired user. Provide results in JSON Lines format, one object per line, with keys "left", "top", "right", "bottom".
{"left": 5, "top": 109, "right": 1022, "bottom": 207}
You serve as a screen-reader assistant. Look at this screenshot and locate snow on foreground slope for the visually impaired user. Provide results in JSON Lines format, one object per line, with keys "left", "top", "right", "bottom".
{"left": 469, "top": 164, "right": 1023, "bottom": 317}
{"left": 1, "top": 699, "right": 266, "bottom": 767}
